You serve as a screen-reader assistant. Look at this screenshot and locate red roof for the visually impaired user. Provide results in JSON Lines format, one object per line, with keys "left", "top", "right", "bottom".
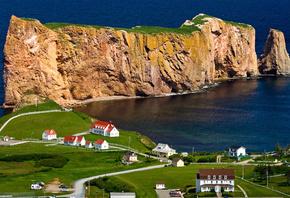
{"left": 90, "top": 121, "right": 116, "bottom": 133}
{"left": 85, "top": 142, "right": 91, "bottom": 145}
{"left": 156, "top": 181, "right": 164, "bottom": 184}
{"left": 76, "top": 136, "right": 84, "bottom": 142}
{"left": 64, "top": 136, "right": 77, "bottom": 142}
{"left": 95, "top": 139, "right": 105, "bottom": 145}
{"left": 45, "top": 130, "right": 56, "bottom": 135}
{"left": 106, "top": 124, "right": 115, "bottom": 132}
{"left": 197, "top": 169, "right": 235, "bottom": 180}
{"left": 96, "top": 121, "right": 109, "bottom": 128}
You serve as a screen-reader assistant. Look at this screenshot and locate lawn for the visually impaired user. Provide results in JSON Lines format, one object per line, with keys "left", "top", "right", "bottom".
{"left": 113, "top": 164, "right": 257, "bottom": 198}
{"left": 0, "top": 142, "right": 161, "bottom": 195}
{"left": 0, "top": 111, "right": 92, "bottom": 139}
{"left": 235, "top": 178, "right": 284, "bottom": 197}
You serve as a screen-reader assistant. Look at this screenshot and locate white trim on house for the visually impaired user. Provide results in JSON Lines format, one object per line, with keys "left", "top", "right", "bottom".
{"left": 152, "top": 143, "right": 176, "bottom": 157}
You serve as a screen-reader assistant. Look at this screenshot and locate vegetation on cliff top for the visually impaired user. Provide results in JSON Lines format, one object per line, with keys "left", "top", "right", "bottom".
{"left": 34, "top": 13, "right": 252, "bottom": 35}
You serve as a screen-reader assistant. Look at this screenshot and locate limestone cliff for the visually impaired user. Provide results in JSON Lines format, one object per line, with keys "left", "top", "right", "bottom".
{"left": 258, "top": 29, "right": 290, "bottom": 75}
{"left": 3, "top": 14, "right": 258, "bottom": 106}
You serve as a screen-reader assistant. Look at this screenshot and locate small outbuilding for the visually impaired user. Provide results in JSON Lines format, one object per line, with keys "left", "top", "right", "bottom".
{"left": 156, "top": 181, "right": 165, "bottom": 189}
{"left": 3, "top": 136, "right": 9, "bottom": 142}
{"left": 172, "top": 158, "right": 184, "bottom": 167}
{"left": 85, "top": 142, "right": 93, "bottom": 148}
{"left": 95, "top": 139, "right": 109, "bottom": 150}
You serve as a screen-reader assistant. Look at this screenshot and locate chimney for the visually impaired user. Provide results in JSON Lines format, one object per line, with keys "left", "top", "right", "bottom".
{"left": 109, "top": 121, "right": 112, "bottom": 125}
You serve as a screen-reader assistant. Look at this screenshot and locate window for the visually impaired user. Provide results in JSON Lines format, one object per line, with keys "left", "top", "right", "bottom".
{"left": 219, "top": 175, "right": 222, "bottom": 179}
{"left": 213, "top": 175, "right": 216, "bottom": 179}
{"left": 207, "top": 175, "right": 210, "bottom": 179}
{"left": 224, "top": 175, "right": 227, "bottom": 179}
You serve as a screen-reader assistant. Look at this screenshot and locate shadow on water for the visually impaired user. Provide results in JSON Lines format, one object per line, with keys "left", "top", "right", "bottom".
{"left": 74, "top": 77, "right": 290, "bottom": 152}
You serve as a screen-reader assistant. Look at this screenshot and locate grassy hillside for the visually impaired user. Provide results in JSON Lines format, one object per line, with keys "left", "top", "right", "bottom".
{"left": 113, "top": 164, "right": 284, "bottom": 198}
{"left": 0, "top": 99, "right": 62, "bottom": 127}
{"left": 0, "top": 111, "right": 92, "bottom": 139}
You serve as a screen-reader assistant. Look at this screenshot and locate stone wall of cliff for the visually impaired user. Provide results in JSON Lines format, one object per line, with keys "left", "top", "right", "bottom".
{"left": 258, "top": 29, "right": 290, "bottom": 75}
{"left": 3, "top": 14, "right": 258, "bottom": 106}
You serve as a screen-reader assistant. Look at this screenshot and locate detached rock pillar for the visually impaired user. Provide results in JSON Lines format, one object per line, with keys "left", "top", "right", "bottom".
{"left": 258, "top": 29, "right": 290, "bottom": 75}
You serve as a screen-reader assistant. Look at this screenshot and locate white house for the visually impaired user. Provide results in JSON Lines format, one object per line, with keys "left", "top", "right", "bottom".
{"left": 42, "top": 130, "right": 57, "bottom": 141}
{"left": 3, "top": 136, "right": 9, "bottom": 142}
{"left": 89, "top": 121, "right": 119, "bottom": 137}
{"left": 152, "top": 143, "right": 176, "bottom": 158}
{"left": 196, "top": 169, "right": 235, "bottom": 193}
{"left": 227, "top": 146, "right": 246, "bottom": 158}
{"left": 156, "top": 181, "right": 165, "bottom": 189}
{"left": 95, "top": 139, "right": 109, "bottom": 150}
{"left": 85, "top": 142, "right": 93, "bottom": 148}
{"left": 123, "top": 151, "right": 138, "bottom": 163}
{"left": 172, "top": 158, "right": 184, "bottom": 167}
{"left": 64, "top": 135, "right": 86, "bottom": 146}
{"left": 181, "top": 152, "right": 188, "bottom": 157}
{"left": 110, "top": 192, "right": 136, "bottom": 198}
{"left": 76, "top": 136, "right": 86, "bottom": 146}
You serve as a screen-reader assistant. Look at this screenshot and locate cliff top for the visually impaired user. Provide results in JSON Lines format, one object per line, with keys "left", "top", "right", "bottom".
{"left": 19, "top": 13, "right": 252, "bottom": 35}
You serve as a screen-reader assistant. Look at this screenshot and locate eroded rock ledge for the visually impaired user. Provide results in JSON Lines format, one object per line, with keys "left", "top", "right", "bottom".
{"left": 2, "top": 14, "right": 270, "bottom": 106}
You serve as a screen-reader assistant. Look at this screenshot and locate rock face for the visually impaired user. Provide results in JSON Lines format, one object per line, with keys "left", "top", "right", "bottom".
{"left": 3, "top": 14, "right": 258, "bottom": 106}
{"left": 13, "top": 94, "right": 46, "bottom": 112}
{"left": 258, "top": 29, "right": 290, "bottom": 75}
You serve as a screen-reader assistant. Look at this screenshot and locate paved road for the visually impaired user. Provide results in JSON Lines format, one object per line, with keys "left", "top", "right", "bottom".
{"left": 57, "top": 164, "right": 166, "bottom": 198}
{"left": 237, "top": 184, "right": 248, "bottom": 197}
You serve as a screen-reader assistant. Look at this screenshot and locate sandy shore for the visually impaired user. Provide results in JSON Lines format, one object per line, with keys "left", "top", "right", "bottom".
{"left": 67, "top": 95, "right": 144, "bottom": 107}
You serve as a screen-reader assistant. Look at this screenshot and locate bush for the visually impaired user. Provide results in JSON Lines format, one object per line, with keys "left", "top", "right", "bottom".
{"left": 0, "top": 154, "right": 69, "bottom": 168}
{"left": 89, "top": 176, "right": 135, "bottom": 193}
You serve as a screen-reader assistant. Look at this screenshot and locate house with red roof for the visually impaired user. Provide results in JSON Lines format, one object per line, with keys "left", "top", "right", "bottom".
{"left": 64, "top": 135, "right": 86, "bottom": 146}
{"left": 3, "top": 136, "right": 9, "bottom": 142}
{"left": 95, "top": 139, "right": 109, "bottom": 150}
{"left": 196, "top": 169, "right": 235, "bottom": 193}
{"left": 85, "top": 142, "right": 93, "bottom": 148}
{"left": 89, "top": 121, "right": 119, "bottom": 137}
{"left": 156, "top": 181, "right": 165, "bottom": 189}
{"left": 42, "top": 130, "right": 57, "bottom": 141}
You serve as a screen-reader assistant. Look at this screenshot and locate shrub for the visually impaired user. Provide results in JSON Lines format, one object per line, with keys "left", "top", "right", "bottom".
{"left": 89, "top": 176, "right": 135, "bottom": 193}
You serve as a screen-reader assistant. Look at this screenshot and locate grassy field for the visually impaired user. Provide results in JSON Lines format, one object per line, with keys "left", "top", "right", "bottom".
{"left": 0, "top": 99, "right": 62, "bottom": 127}
{"left": 0, "top": 142, "right": 161, "bottom": 195}
{"left": 0, "top": 111, "right": 92, "bottom": 139}
{"left": 113, "top": 164, "right": 288, "bottom": 198}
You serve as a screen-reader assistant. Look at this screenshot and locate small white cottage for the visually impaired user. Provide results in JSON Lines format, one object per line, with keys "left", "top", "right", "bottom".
{"left": 156, "top": 181, "right": 165, "bottom": 189}
{"left": 3, "top": 136, "right": 9, "bottom": 142}
{"left": 85, "top": 142, "right": 93, "bottom": 148}
{"left": 152, "top": 143, "right": 176, "bottom": 158}
{"left": 95, "top": 139, "right": 109, "bottom": 150}
{"left": 228, "top": 146, "right": 246, "bottom": 157}
{"left": 63, "top": 135, "right": 86, "bottom": 146}
{"left": 42, "top": 130, "right": 57, "bottom": 141}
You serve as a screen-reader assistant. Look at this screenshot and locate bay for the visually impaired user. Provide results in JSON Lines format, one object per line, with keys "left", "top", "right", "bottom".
{"left": 74, "top": 77, "right": 290, "bottom": 152}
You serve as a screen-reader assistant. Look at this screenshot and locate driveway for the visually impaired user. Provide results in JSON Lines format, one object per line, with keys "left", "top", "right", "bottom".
{"left": 156, "top": 189, "right": 183, "bottom": 198}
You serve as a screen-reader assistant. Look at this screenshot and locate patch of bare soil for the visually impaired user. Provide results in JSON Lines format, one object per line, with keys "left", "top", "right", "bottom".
{"left": 45, "top": 178, "right": 62, "bottom": 193}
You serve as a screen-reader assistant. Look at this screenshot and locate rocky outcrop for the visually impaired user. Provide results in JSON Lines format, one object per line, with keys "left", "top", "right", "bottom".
{"left": 258, "top": 29, "right": 290, "bottom": 75}
{"left": 3, "top": 14, "right": 258, "bottom": 106}
{"left": 13, "top": 94, "right": 46, "bottom": 112}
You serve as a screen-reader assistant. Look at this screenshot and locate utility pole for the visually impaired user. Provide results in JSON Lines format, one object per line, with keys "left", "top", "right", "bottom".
{"left": 128, "top": 136, "right": 131, "bottom": 148}
{"left": 242, "top": 165, "right": 244, "bottom": 179}
{"left": 266, "top": 169, "right": 269, "bottom": 188}
{"left": 89, "top": 180, "right": 90, "bottom": 196}
{"left": 34, "top": 96, "right": 38, "bottom": 107}
{"left": 192, "top": 147, "right": 194, "bottom": 156}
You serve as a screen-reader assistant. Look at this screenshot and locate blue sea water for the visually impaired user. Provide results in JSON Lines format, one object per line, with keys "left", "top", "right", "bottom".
{"left": 0, "top": 0, "right": 289, "bottom": 152}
